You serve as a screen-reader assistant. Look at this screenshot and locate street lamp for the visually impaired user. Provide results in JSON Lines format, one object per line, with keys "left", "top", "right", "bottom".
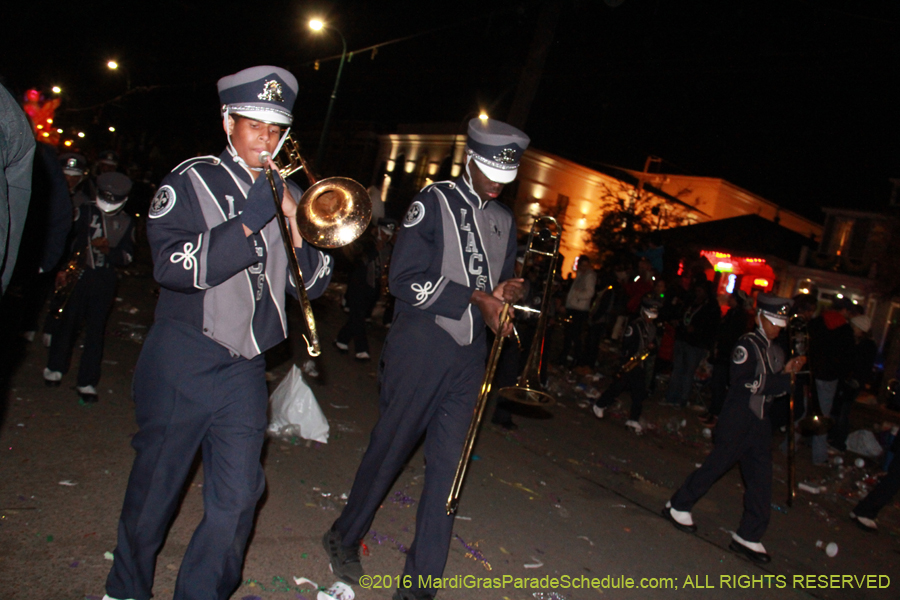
{"left": 309, "top": 18, "right": 347, "bottom": 171}
{"left": 107, "top": 60, "right": 131, "bottom": 90}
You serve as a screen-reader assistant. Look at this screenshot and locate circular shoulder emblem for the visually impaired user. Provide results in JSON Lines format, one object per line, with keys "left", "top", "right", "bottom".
{"left": 149, "top": 185, "right": 177, "bottom": 219}
{"left": 732, "top": 345, "right": 748, "bottom": 365}
{"left": 403, "top": 200, "right": 425, "bottom": 228}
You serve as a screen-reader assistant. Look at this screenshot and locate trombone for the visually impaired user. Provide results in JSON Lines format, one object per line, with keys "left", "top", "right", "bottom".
{"left": 259, "top": 134, "right": 371, "bottom": 356}
{"left": 50, "top": 247, "right": 87, "bottom": 320}
{"left": 446, "top": 216, "right": 562, "bottom": 515}
{"left": 497, "top": 217, "right": 562, "bottom": 408}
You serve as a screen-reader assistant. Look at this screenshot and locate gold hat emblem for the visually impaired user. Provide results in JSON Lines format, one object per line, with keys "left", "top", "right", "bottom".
{"left": 258, "top": 80, "right": 284, "bottom": 102}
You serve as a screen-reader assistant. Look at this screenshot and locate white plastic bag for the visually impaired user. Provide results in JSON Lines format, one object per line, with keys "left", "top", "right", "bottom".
{"left": 268, "top": 365, "right": 329, "bottom": 443}
{"left": 846, "top": 429, "right": 882, "bottom": 458}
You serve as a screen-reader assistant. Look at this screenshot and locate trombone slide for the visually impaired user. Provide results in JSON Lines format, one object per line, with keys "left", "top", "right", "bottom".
{"left": 261, "top": 159, "right": 321, "bottom": 356}
{"left": 446, "top": 303, "right": 512, "bottom": 515}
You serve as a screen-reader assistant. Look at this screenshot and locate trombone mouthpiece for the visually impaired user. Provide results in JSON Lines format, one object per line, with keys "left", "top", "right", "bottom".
{"left": 258, "top": 151, "right": 271, "bottom": 164}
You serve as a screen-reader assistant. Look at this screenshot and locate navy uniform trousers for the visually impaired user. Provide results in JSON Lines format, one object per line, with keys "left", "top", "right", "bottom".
{"left": 47, "top": 267, "right": 117, "bottom": 387}
{"left": 669, "top": 398, "right": 772, "bottom": 542}
{"left": 595, "top": 366, "right": 649, "bottom": 422}
{"left": 106, "top": 318, "right": 268, "bottom": 600}
{"left": 333, "top": 312, "right": 485, "bottom": 594}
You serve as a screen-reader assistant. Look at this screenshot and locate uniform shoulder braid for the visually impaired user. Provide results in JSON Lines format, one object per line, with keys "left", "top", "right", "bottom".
{"left": 173, "top": 155, "right": 221, "bottom": 175}
{"left": 422, "top": 180, "right": 456, "bottom": 193}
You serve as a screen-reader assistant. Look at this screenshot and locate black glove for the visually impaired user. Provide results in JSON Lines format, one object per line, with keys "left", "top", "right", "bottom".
{"left": 241, "top": 172, "right": 284, "bottom": 233}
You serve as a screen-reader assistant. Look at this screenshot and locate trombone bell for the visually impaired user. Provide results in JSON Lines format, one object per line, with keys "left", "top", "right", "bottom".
{"left": 297, "top": 177, "right": 372, "bottom": 249}
{"left": 498, "top": 384, "right": 555, "bottom": 407}
{"left": 272, "top": 134, "right": 372, "bottom": 250}
{"left": 494, "top": 216, "right": 562, "bottom": 408}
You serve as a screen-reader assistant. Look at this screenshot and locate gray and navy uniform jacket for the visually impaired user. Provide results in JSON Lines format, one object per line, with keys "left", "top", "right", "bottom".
{"left": 71, "top": 203, "right": 134, "bottom": 274}
{"left": 389, "top": 176, "right": 517, "bottom": 346}
{"left": 146, "top": 149, "right": 332, "bottom": 359}
{"left": 727, "top": 328, "right": 791, "bottom": 420}
{"left": 621, "top": 316, "right": 657, "bottom": 366}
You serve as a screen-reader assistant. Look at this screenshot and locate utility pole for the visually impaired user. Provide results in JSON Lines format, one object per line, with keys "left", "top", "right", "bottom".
{"left": 505, "top": 1, "right": 560, "bottom": 130}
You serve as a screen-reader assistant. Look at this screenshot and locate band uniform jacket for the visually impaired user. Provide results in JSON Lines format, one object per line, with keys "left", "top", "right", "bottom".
{"left": 729, "top": 329, "right": 791, "bottom": 419}
{"left": 390, "top": 177, "right": 517, "bottom": 346}
{"left": 147, "top": 150, "right": 332, "bottom": 359}
{"left": 72, "top": 203, "right": 134, "bottom": 272}
{"left": 621, "top": 317, "right": 657, "bottom": 364}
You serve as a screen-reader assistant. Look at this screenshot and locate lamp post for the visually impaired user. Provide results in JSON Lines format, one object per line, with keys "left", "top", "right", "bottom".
{"left": 309, "top": 19, "right": 347, "bottom": 172}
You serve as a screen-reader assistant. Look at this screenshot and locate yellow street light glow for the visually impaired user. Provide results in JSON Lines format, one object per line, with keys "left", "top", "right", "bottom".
{"left": 51, "top": 86, "right": 61, "bottom": 94}
{"left": 77, "top": 132, "right": 85, "bottom": 138}
{"left": 478, "top": 112, "right": 489, "bottom": 121}
{"left": 109, "top": 126, "right": 116, "bottom": 132}
{"left": 42, "top": 132, "right": 50, "bottom": 138}
{"left": 64, "top": 140, "right": 73, "bottom": 147}
{"left": 309, "top": 19, "right": 324, "bottom": 31}
{"left": 47, "top": 118, "right": 52, "bottom": 124}
{"left": 57, "top": 129, "right": 63, "bottom": 134}
{"left": 107, "top": 60, "right": 119, "bottom": 70}
{"left": 36, "top": 124, "right": 43, "bottom": 130}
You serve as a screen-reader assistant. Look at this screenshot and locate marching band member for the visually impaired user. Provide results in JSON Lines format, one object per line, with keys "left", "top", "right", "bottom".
{"left": 43, "top": 171, "right": 133, "bottom": 402}
{"left": 323, "top": 118, "right": 528, "bottom": 600}
{"left": 103, "top": 66, "right": 331, "bottom": 600}
{"left": 591, "top": 294, "right": 661, "bottom": 433}
{"left": 663, "top": 293, "right": 805, "bottom": 564}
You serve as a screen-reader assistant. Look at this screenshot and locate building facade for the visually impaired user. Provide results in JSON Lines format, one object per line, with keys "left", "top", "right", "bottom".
{"left": 374, "top": 131, "right": 821, "bottom": 275}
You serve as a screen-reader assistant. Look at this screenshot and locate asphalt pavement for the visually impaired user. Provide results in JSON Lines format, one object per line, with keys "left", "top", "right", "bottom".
{"left": 0, "top": 264, "right": 898, "bottom": 600}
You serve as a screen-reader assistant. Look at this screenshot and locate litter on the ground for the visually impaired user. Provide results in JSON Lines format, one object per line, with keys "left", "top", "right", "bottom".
{"left": 317, "top": 581, "right": 354, "bottom": 600}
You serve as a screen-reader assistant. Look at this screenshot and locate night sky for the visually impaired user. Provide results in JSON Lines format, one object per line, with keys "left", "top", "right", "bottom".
{"left": 4, "top": 0, "right": 899, "bottom": 222}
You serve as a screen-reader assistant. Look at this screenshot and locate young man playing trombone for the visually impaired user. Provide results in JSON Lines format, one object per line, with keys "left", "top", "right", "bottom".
{"left": 323, "top": 118, "right": 528, "bottom": 600}
{"left": 103, "top": 66, "right": 332, "bottom": 600}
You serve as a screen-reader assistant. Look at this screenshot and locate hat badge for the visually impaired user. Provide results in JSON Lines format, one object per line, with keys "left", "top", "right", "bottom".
{"left": 67, "top": 158, "right": 78, "bottom": 168}
{"left": 493, "top": 148, "right": 517, "bottom": 165}
{"left": 258, "top": 80, "right": 284, "bottom": 102}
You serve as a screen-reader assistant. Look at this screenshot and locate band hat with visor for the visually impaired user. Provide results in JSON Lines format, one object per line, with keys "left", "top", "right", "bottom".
{"left": 466, "top": 118, "right": 530, "bottom": 184}
{"left": 217, "top": 65, "right": 298, "bottom": 127}
{"left": 97, "top": 150, "right": 119, "bottom": 166}
{"left": 95, "top": 172, "right": 132, "bottom": 214}
{"left": 757, "top": 293, "right": 793, "bottom": 327}
{"left": 59, "top": 153, "right": 87, "bottom": 177}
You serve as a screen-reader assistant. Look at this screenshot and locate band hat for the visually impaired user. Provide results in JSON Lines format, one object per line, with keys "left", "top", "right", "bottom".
{"left": 377, "top": 217, "right": 398, "bottom": 237}
{"left": 59, "top": 152, "right": 87, "bottom": 176}
{"left": 851, "top": 315, "right": 871, "bottom": 333}
{"left": 95, "top": 172, "right": 132, "bottom": 214}
{"left": 218, "top": 66, "right": 298, "bottom": 126}
{"left": 97, "top": 150, "right": 119, "bottom": 166}
{"left": 466, "top": 118, "right": 530, "bottom": 184}
{"left": 757, "top": 292, "right": 792, "bottom": 327}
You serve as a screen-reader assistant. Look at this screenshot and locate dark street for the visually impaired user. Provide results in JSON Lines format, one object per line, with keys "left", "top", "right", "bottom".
{"left": 0, "top": 265, "right": 897, "bottom": 600}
